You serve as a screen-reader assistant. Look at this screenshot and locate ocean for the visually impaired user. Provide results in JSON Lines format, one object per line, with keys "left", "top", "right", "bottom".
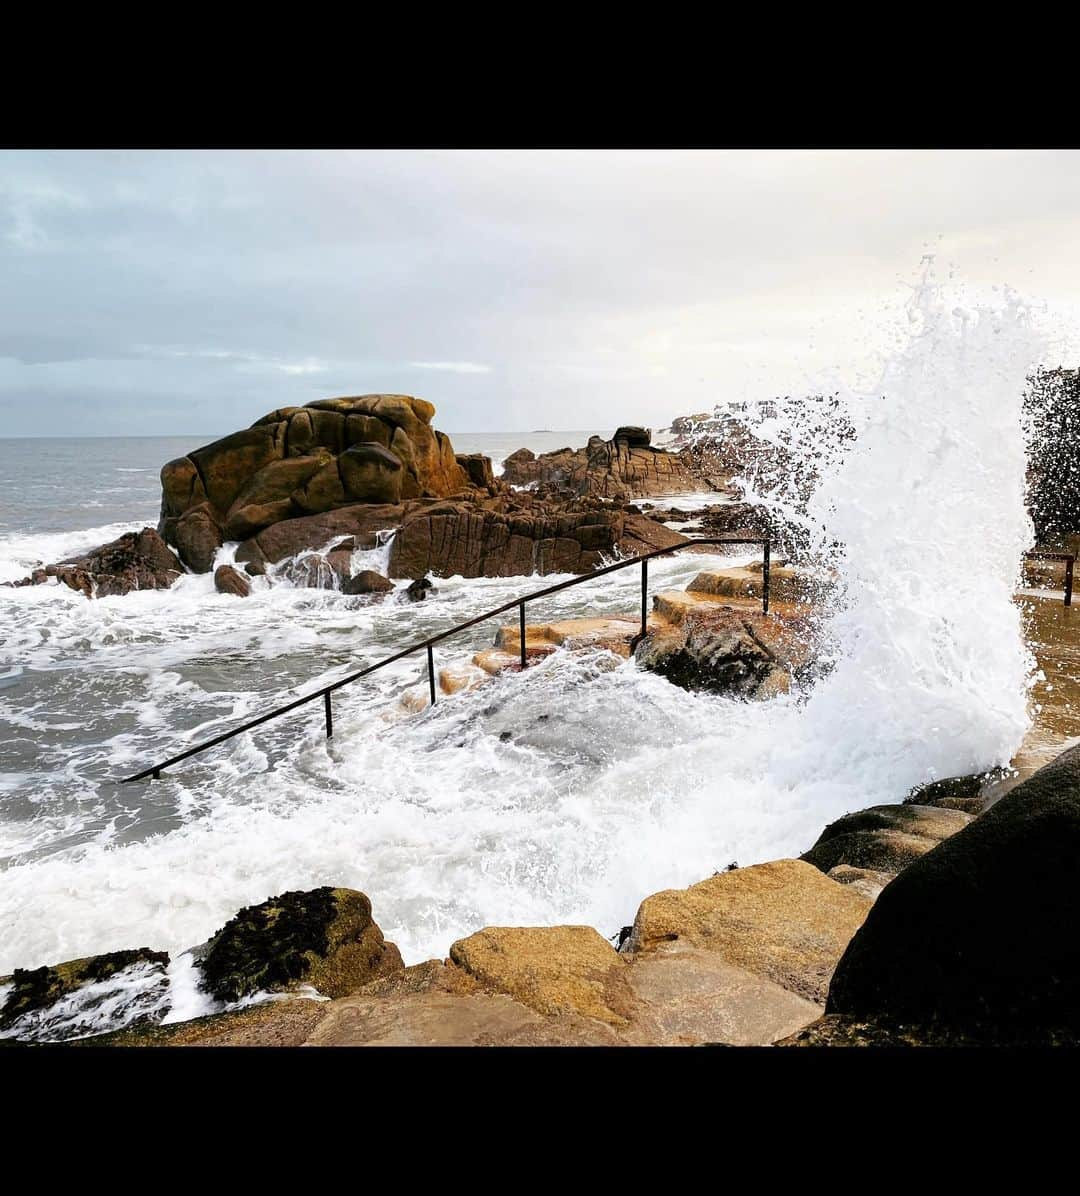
{"left": 0, "top": 286, "right": 1043, "bottom": 1036}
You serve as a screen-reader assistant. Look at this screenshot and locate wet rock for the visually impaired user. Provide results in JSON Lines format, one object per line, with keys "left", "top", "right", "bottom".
{"left": 160, "top": 396, "right": 473, "bottom": 570}
{"left": 904, "top": 770, "right": 1005, "bottom": 815}
{"left": 243, "top": 560, "right": 266, "bottom": 577}
{"left": 342, "top": 569, "right": 394, "bottom": 596}
{"left": 0, "top": 948, "right": 170, "bottom": 1042}
{"left": 801, "top": 803, "right": 973, "bottom": 876}
{"left": 214, "top": 564, "right": 251, "bottom": 597}
{"left": 405, "top": 577, "right": 434, "bottom": 601}
{"left": 9, "top": 528, "right": 183, "bottom": 598}
{"left": 174, "top": 505, "right": 223, "bottom": 574}
{"left": 626, "top": 859, "right": 871, "bottom": 1004}
{"left": 81, "top": 997, "right": 330, "bottom": 1048}
{"left": 635, "top": 604, "right": 813, "bottom": 699}
{"left": 824, "top": 743, "right": 1080, "bottom": 1041}
{"left": 235, "top": 503, "right": 405, "bottom": 567}
{"left": 613, "top": 425, "right": 652, "bottom": 448}
{"left": 456, "top": 452, "right": 497, "bottom": 490}
{"left": 196, "top": 886, "right": 403, "bottom": 1003}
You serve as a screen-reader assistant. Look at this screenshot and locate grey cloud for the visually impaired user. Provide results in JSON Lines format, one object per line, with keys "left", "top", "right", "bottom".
{"left": 1, "top": 149, "right": 1079, "bottom": 436}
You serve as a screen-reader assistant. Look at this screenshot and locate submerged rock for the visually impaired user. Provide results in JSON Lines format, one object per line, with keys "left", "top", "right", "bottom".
{"left": 635, "top": 605, "right": 813, "bottom": 700}
{"left": 824, "top": 742, "right": 1080, "bottom": 1041}
{"left": 196, "top": 886, "right": 403, "bottom": 1003}
{"left": 404, "top": 577, "right": 434, "bottom": 602}
{"left": 342, "top": 569, "right": 394, "bottom": 596}
{"left": 7, "top": 528, "right": 182, "bottom": 597}
{"left": 0, "top": 948, "right": 170, "bottom": 1042}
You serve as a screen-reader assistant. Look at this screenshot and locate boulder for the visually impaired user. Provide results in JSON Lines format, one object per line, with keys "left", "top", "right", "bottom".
{"left": 196, "top": 887, "right": 403, "bottom": 1003}
{"left": 0, "top": 948, "right": 170, "bottom": 1043}
{"left": 404, "top": 577, "right": 434, "bottom": 602}
{"left": 626, "top": 859, "right": 872, "bottom": 1004}
{"left": 342, "top": 570, "right": 394, "bottom": 596}
{"left": 801, "top": 803, "right": 973, "bottom": 875}
{"left": 824, "top": 743, "right": 1080, "bottom": 1041}
{"left": 8, "top": 528, "right": 183, "bottom": 598}
{"left": 904, "top": 770, "right": 1005, "bottom": 815}
{"left": 635, "top": 604, "right": 813, "bottom": 699}
{"left": 456, "top": 453, "right": 496, "bottom": 490}
{"left": 214, "top": 564, "right": 251, "bottom": 597}
{"left": 235, "top": 503, "right": 405, "bottom": 567}
{"left": 613, "top": 425, "right": 652, "bottom": 448}
{"left": 448, "top": 926, "right": 634, "bottom": 1026}
{"left": 338, "top": 443, "right": 404, "bottom": 504}
{"left": 174, "top": 505, "right": 223, "bottom": 574}
{"left": 222, "top": 452, "right": 332, "bottom": 540}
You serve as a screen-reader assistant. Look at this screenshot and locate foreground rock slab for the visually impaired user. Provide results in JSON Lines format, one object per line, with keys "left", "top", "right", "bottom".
{"left": 627, "top": 859, "right": 871, "bottom": 1004}
{"left": 824, "top": 743, "right": 1080, "bottom": 1042}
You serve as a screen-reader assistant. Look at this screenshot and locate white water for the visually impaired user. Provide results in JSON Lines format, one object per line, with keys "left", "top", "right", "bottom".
{"left": 0, "top": 274, "right": 1043, "bottom": 1036}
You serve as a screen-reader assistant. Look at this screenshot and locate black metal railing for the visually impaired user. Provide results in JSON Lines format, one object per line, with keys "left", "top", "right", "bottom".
{"left": 121, "top": 536, "right": 771, "bottom": 783}
{"left": 1023, "top": 550, "right": 1074, "bottom": 607}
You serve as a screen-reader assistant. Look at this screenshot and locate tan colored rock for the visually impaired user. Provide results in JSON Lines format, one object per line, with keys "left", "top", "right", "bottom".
{"left": 81, "top": 997, "right": 330, "bottom": 1047}
{"left": 621, "top": 941, "right": 823, "bottom": 1046}
{"left": 305, "top": 990, "right": 621, "bottom": 1047}
{"left": 686, "top": 563, "right": 832, "bottom": 604}
{"left": 626, "top": 859, "right": 872, "bottom": 1004}
{"left": 449, "top": 925, "right": 633, "bottom": 1026}
{"left": 438, "top": 663, "right": 489, "bottom": 696}
{"left": 493, "top": 615, "right": 641, "bottom": 658}
{"left": 827, "top": 865, "right": 893, "bottom": 902}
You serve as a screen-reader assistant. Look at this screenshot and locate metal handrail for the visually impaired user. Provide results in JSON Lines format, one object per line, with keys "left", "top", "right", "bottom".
{"left": 120, "top": 536, "right": 770, "bottom": 783}
{"left": 1022, "top": 550, "right": 1074, "bottom": 607}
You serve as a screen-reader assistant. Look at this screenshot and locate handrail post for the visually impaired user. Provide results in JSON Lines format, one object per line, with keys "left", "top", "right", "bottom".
{"left": 762, "top": 538, "right": 770, "bottom": 615}
{"left": 519, "top": 602, "right": 527, "bottom": 669}
{"left": 324, "top": 691, "right": 333, "bottom": 739}
{"left": 1067, "top": 556, "right": 1074, "bottom": 608}
{"left": 640, "top": 557, "right": 648, "bottom": 640}
{"left": 427, "top": 643, "right": 436, "bottom": 706}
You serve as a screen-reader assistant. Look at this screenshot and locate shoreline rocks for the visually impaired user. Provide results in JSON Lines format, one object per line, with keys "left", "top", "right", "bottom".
{"left": 5, "top": 528, "right": 182, "bottom": 597}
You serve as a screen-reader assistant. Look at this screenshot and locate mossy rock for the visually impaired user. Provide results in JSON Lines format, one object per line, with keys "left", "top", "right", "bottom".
{"left": 0, "top": 948, "right": 169, "bottom": 1031}
{"left": 197, "top": 887, "right": 403, "bottom": 1003}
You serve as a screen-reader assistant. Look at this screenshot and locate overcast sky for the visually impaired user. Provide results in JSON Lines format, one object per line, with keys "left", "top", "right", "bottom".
{"left": 2, "top": 149, "right": 1079, "bottom": 437}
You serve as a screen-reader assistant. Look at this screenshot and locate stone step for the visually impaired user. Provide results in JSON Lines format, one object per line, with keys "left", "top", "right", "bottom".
{"left": 493, "top": 615, "right": 645, "bottom": 658}
{"left": 686, "top": 564, "right": 832, "bottom": 604}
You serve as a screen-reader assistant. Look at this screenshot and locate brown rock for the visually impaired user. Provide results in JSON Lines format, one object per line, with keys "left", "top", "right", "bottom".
{"left": 236, "top": 503, "right": 405, "bottom": 566}
{"left": 338, "top": 443, "right": 404, "bottom": 504}
{"left": 801, "top": 804, "right": 974, "bottom": 876}
{"left": 827, "top": 865, "right": 893, "bottom": 902}
{"left": 214, "top": 564, "right": 251, "bottom": 597}
{"left": 456, "top": 453, "right": 496, "bottom": 490}
{"left": 15, "top": 528, "right": 184, "bottom": 598}
{"left": 342, "top": 570, "right": 394, "bottom": 596}
{"left": 174, "top": 505, "right": 223, "bottom": 573}
{"left": 448, "top": 925, "right": 634, "bottom": 1026}
{"left": 222, "top": 452, "right": 332, "bottom": 540}
{"left": 626, "top": 859, "right": 872, "bottom": 1004}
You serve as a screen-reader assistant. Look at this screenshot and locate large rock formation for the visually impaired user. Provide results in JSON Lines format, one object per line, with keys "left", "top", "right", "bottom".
{"left": 501, "top": 427, "right": 713, "bottom": 499}
{"left": 159, "top": 395, "right": 474, "bottom": 571}
{"left": 822, "top": 743, "right": 1080, "bottom": 1042}
{"left": 6, "top": 528, "right": 182, "bottom": 597}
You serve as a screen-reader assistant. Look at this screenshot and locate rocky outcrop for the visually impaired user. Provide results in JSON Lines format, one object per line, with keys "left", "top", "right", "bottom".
{"left": 196, "top": 887, "right": 403, "bottom": 1003}
{"left": 823, "top": 743, "right": 1080, "bottom": 1041}
{"left": 214, "top": 564, "right": 251, "bottom": 597}
{"left": 626, "top": 859, "right": 872, "bottom": 1004}
{"left": 160, "top": 395, "right": 478, "bottom": 571}
{"left": 387, "top": 501, "right": 686, "bottom": 580}
{"left": 6, "top": 528, "right": 182, "bottom": 597}
{"left": 501, "top": 429, "right": 710, "bottom": 499}
{"left": 342, "top": 570, "right": 394, "bottom": 596}
{"left": 0, "top": 948, "right": 170, "bottom": 1042}
{"left": 801, "top": 804, "right": 974, "bottom": 876}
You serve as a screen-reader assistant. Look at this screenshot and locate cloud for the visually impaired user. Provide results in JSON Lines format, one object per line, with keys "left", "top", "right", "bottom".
{"left": 409, "top": 361, "right": 493, "bottom": 375}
